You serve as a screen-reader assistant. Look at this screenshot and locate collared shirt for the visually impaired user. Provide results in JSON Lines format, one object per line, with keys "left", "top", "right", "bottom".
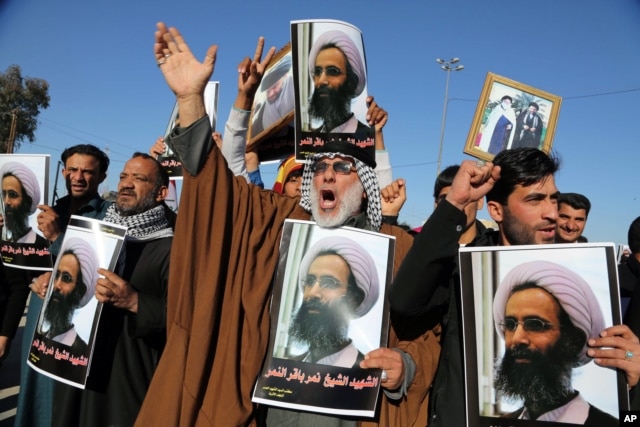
{"left": 302, "top": 342, "right": 361, "bottom": 368}
{"left": 517, "top": 393, "right": 589, "bottom": 423}
{"left": 48, "top": 326, "right": 80, "bottom": 347}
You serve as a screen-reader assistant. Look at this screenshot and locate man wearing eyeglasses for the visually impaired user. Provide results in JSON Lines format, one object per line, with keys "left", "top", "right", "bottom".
{"left": 40, "top": 237, "right": 98, "bottom": 354}
{"left": 492, "top": 260, "right": 616, "bottom": 425}
{"left": 16, "top": 144, "right": 110, "bottom": 427}
{"left": 52, "top": 153, "right": 174, "bottom": 427}
{"left": 306, "top": 29, "right": 374, "bottom": 142}
{"left": 287, "top": 236, "right": 378, "bottom": 368}
{"left": 136, "top": 24, "right": 438, "bottom": 427}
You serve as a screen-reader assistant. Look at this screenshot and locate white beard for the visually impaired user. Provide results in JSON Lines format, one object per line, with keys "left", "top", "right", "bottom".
{"left": 310, "top": 179, "right": 364, "bottom": 228}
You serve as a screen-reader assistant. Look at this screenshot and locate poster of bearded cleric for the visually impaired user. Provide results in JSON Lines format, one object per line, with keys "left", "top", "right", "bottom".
{"left": 0, "top": 154, "right": 52, "bottom": 270}
{"left": 27, "top": 216, "right": 126, "bottom": 388}
{"left": 291, "top": 20, "right": 375, "bottom": 165}
{"left": 459, "top": 243, "right": 627, "bottom": 427}
{"left": 252, "top": 220, "right": 394, "bottom": 417}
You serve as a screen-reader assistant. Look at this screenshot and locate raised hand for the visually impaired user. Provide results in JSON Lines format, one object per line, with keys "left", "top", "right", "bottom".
{"left": 236, "top": 37, "right": 276, "bottom": 109}
{"left": 154, "top": 22, "right": 218, "bottom": 127}
{"left": 446, "top": 160, "right": 501, "bottom": 211}
{"left": 381, "top": 178, "right": 407, "bottom": 217}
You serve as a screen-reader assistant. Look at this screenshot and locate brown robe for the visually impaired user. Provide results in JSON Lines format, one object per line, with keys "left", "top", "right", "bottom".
{"left": 135, "top": 118, "right": 439, "bottom": 427}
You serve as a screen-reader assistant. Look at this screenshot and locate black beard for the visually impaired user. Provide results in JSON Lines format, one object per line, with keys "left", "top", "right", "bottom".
{"left": 4, "top": 205, "right": 31, "bottom": 241}
{"left": 116, "top": 188, "right": 157, "bottom": 216}
{"left": 308, "top": 85, "right": 353, "bottom": 131}
{"left": 495, "top": 342, "right": 577, "bottom": 409}
{"left": 44, "top": 289, "right": 78, "bottom": 338}
{"left": 289, "top": 298, "right": 351, "bottom": 351}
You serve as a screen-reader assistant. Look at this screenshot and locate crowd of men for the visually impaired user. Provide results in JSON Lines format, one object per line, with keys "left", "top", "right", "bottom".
{"left": 0, "top": 20, "right": 639, "bottom": 427}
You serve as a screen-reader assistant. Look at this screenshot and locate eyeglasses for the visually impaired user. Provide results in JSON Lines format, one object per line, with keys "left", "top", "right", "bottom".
{"left": 311, "top": 161, "right": 356, "bottom": 175}
{"left": 499, "top": 318, "right": 555, "bottom": 333}
{"left": 313, "top": 66, "right": 343, "bottom": 77}
{"left": 55, "top": 270, "right": 75, "bottom": 284}
{"left": 301, "top": 274, "right": 345, "bottom": 289}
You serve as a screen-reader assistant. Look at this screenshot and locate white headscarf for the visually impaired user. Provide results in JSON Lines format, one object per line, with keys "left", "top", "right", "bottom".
{"left": 493, "top": 260, "right": 605, "bottom": 365}
{"left": 0, "top": 161, "right": 41, "bottom": 214}
{"left": 308, "top": 30, "right": 366, "bottom": 97}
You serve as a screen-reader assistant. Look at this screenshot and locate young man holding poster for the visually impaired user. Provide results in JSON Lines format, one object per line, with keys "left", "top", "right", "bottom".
{"left": 390, "top": 147, "right": 640, "bottom": 425}
{"left": 391, "top": 148, "right": 559, "bottom": 427}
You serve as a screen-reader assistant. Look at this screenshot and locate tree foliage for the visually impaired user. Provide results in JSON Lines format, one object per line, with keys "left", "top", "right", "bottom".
{"left": 0, "top": 65, "right": 50, "bottom": 153}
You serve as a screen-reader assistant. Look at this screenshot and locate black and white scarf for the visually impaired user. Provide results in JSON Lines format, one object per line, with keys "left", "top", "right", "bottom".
{"left": 104, "top": 204, "right": 173, "bottom": 241}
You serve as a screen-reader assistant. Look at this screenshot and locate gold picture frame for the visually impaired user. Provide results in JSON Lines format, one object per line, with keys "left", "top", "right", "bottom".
{"left": 464, "top": 72, "right": 562, "bottom": 162}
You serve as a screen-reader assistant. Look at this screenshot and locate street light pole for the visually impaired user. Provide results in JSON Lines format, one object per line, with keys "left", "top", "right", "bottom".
{"left": 435, "top": 58, "right": 464, "bottom": 176}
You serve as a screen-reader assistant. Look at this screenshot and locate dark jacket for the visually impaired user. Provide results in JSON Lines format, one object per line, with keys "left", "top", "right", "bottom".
{"left": 389, "top": 200, "right": 497, "bottom": 426}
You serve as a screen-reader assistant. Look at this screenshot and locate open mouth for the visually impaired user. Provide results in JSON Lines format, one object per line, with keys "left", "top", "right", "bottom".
{"left": 320, "top": 189, "right": 337, "bottom": 210}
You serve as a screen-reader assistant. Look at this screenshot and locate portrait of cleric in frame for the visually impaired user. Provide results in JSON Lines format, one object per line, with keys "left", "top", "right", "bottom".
{"left": 292, "top": 20, "right": 373, "bottom": 150}
{"left": 464, "top": 72, "right": 561, "bottom": 162}
{"left": 248, "top": 46, "right": 295, "bottom": 143}
{"left": 38, "top": 237, "right": 99, "bottom": 355}
{"left": 0, "top": 160, "right": 48, "bottom": 246}
{"left": 271, "top": 221, "right": 392, "bottom": 369}
{"left": 459, "top": 244, "right": 625, "bottom": 427}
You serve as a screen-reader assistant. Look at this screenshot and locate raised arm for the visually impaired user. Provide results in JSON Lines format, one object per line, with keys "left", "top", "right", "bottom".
{"left": 389, "top": 160, "right": 500, "bottom": 317}
{"left": 221, "top": 38, "right": 275, "bottom": 181}
{"left": 366, "top": 96, "right": 393, "bottom": 187}
{"left": 154, "top": 22, "right": 218, "bottom": 128}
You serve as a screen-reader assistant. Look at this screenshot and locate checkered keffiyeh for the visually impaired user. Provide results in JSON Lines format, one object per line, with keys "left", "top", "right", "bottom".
{"left": 299, "top": 152, "right": 382, "bottom": 231}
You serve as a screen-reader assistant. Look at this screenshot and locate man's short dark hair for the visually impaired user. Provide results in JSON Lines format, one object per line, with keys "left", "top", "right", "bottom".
{"left": 628, "top": 216, "right": 640, "bottom": 254}
{"left": 433, "top": 165, "right": 459, "bottom": 200}
{"left": 486, "top": 148, "right": 560, "bottom": 205}
{"left": 61, "top": 144, "right": 110, "bottom": 175}
{"left": 131, "top": 152, "right": 170, "bottom": 189}
{"left": 558, "top": 192, "right": 591, "bottom": 217}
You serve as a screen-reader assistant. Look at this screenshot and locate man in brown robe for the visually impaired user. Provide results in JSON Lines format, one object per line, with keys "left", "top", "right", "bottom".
{"left": 135, "top": 22, "right": 439, "bottom": 427}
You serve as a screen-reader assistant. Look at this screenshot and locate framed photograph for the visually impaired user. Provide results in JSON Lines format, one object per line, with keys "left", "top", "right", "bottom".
{"left": 252, "top": 220, "right": 395, "bottom": 417}
{"left": 464, "top": 73, "right": 562, "bottom": 162}
{"left": 459, "top": 243, "right": 627, "bottom": 427}
{"left": 247, "top": 44, "right": 295, "bottom": 151}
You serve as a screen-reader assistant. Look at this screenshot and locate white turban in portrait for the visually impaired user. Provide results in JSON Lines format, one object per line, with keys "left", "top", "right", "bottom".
{"left": 298, "top": 235, "right": 379, "bottom": 317}
{"left": 59, "top": 237, "right": 100, "bottom": 308}
{"left": 493, "top": 260, "right": 605, "bottom": 365}
{"left": 0, "top": 161, "right": 41, "bottom": 214}
{"left": 308, "top": 30, "right": 366, "bottom": 98}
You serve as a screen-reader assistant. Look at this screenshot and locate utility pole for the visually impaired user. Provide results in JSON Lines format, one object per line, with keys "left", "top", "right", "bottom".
{"left": 6, "top": 109, "right": 18, "bottom": 153}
